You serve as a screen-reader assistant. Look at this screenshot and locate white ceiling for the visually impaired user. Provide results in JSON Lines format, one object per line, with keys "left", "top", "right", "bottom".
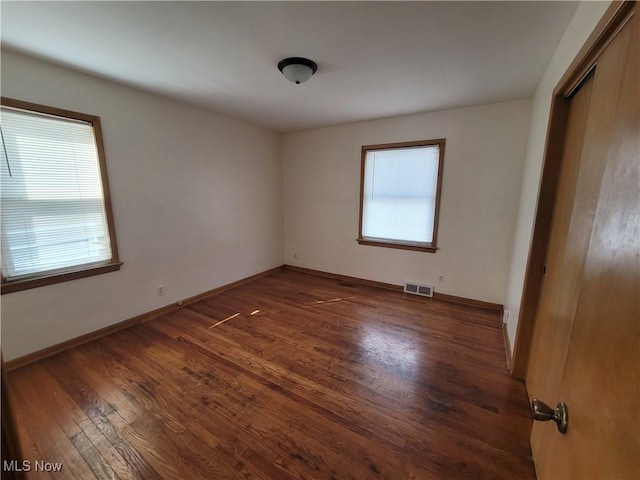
{"left": 1, "top": 1, "right": 579, "bottom": 133}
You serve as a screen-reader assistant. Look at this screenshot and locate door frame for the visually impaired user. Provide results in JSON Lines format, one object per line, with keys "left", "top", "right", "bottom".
{"left": 510, "top": 0, "right": 636, "bottom": 378}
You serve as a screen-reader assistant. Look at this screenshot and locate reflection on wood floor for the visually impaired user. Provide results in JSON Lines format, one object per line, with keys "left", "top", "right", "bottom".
{"left": 7, "top": 269, "right": 535, "bottom": 479}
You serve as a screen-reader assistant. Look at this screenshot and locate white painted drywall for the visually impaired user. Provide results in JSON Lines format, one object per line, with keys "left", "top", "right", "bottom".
{"left": 0, "top": 50, "right": 283, "bottom": 361}
{"left": 503, "top": 1, "right": 612, "bottom": 354}
{"left": 283, "top": 99, "right": 532, "bottom": 305}
{"left": 1, "top": 1, "right": 608, "bottom": 362}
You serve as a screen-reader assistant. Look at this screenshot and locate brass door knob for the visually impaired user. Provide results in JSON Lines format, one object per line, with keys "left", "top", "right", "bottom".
{"left": 531, "top": 398, "right": 569, "bottom": 434}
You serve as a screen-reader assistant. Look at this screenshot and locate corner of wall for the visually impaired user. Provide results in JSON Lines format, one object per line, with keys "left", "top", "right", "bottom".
{"left": 502, "top": 0, "right": 612, "bottom": 359}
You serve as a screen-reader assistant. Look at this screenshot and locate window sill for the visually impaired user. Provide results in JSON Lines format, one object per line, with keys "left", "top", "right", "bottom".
{"left": 1, "top": 261, "right": 123, "bottom": 294}
{"left": 357, "top": 237, "right": 438, "bottom": 253}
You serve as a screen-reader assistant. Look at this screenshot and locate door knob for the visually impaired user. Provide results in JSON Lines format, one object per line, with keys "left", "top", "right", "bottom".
{"left": 531, "top": 398, "right": 568, "bottom": 434}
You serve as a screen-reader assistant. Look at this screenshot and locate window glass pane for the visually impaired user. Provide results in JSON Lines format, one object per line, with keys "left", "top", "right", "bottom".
{"left": 362, "top": 145, "right": 439, "bottom": 244}
{"left": 1, "top": 107, "right": 112, "bottom": 279}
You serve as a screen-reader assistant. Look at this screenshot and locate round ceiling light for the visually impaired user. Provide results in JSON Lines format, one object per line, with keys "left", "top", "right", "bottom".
{"left": 277, "top": 57, "right": 318, "bottom": 85}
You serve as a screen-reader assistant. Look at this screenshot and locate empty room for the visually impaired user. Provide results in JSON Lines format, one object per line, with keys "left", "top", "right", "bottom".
{"left": 1, "top": 1, "right": 637, "bottom": 479}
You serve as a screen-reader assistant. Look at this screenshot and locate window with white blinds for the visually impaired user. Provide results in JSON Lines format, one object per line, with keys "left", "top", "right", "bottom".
{"left": 358, "top": 139, "right": 444, "bottom": 252}
{"left": 1, "top": 98, "right": 120, "bottom": 293}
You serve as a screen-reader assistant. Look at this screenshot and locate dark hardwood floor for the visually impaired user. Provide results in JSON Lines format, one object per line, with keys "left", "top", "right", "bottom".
{"left": 6, "top": 269, "right": 535, "bottom": 479}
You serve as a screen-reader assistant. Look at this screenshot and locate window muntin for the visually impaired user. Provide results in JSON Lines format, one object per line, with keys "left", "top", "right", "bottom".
{"left": 1, "top": 98, "right": 121, "bottom": 293}
{"left": 358, "top": 139, "right": 444, "bottom": 252}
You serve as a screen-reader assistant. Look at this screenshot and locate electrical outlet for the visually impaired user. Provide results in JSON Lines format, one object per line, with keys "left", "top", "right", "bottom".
{"left": 156, "top": 285, "right": 165, "bottom": 296}
{"left": 293, "top": 252, "right": 298, "bottom": 259}
{"left": 438, "top": 274, "right": 445, "bottom": 283}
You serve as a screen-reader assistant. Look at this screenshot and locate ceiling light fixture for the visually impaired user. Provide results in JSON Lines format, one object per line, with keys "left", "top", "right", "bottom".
{"left": 277, "top": 57, "right": 318, "bottom": 85}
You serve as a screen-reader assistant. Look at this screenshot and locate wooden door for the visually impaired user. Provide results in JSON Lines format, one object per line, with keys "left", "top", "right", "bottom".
{"left": 526, "top": 5, "right": 638, "bottom": 479}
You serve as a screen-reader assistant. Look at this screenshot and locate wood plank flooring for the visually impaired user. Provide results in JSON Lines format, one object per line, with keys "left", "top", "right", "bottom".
{"left": 6, "top": 269, "right": 535, "bottom": 479}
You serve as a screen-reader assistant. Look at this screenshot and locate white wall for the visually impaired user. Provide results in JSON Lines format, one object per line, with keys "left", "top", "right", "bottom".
{"left": 1, "top": 1, "right": 609, "bottom": 362}
{"left": 283, "top": 99, "right": 531, "bottom": 305}
{"left": 0, "top": 50, "right": 283, "bottom": 360}
{"left": 503, "top": 1, "right": 611, "bottom": 352}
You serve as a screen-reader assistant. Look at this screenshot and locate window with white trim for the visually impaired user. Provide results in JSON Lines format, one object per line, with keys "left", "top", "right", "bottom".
{"left": 1, "top": 98, "right": 121, "bottom": 293}
{"left": 357, "top": 139, "right": 445, "bottom": 253}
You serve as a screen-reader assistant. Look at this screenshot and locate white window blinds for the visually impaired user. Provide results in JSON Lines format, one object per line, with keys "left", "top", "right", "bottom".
{"left": 362, "top": 145, "right": 440, "bottom": 244}
{"left": 1, "top": 107, "right": 112, "bottom": 281}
